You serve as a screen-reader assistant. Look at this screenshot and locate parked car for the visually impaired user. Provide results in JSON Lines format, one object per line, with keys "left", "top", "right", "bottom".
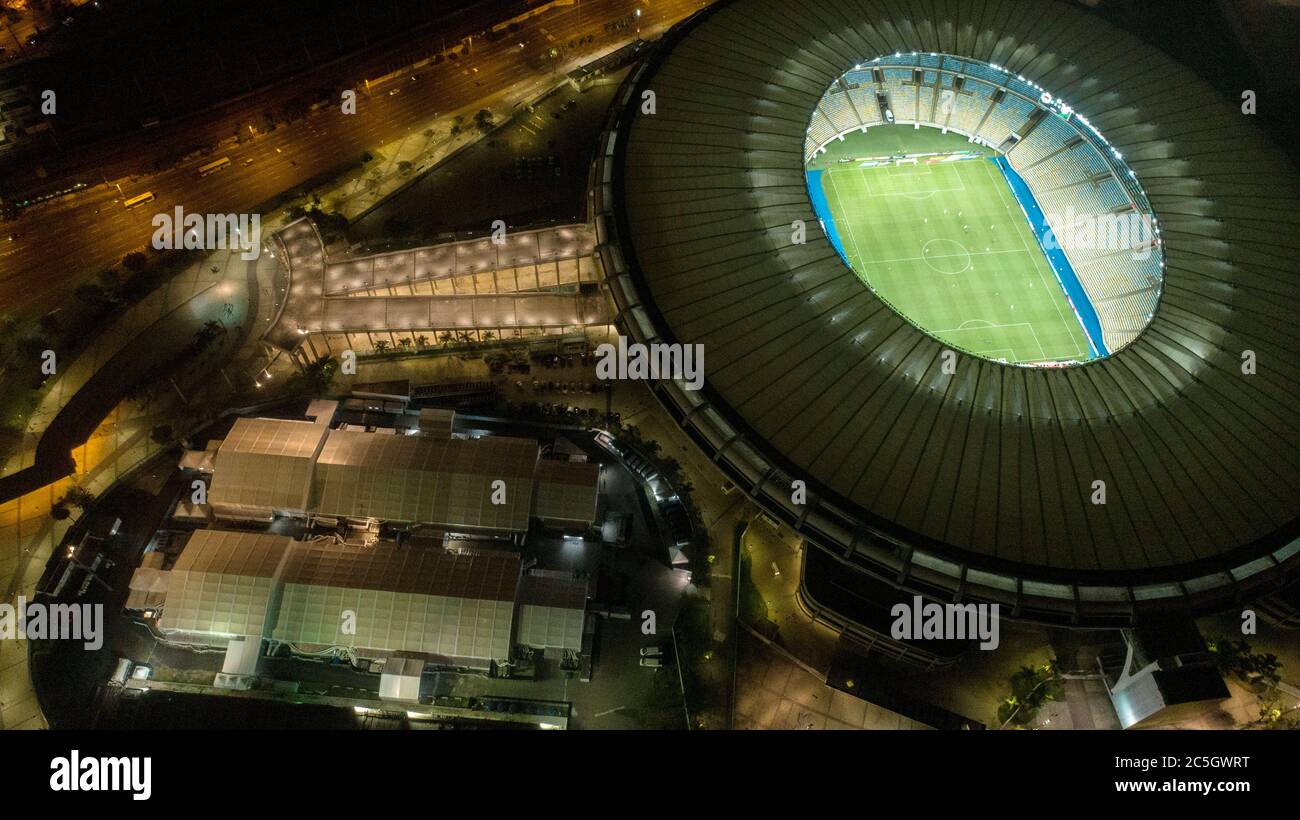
{"left": 639, "top": 657, "right": 665, "bottom": 669}
{"left": 639, "top": 644, "right": 664, "bottom": 658}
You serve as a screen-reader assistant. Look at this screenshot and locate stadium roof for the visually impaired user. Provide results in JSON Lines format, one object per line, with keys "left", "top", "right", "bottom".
{"left": 312, "top": 431, "right": 538, "bottom": 531}
{"left": 532, "top": 460, "right": 601, "bottom": 525}
{"left": 272, "top": 541, "right": 519, "bottom": 664}
{"left": 596, "top": 0, "right": 1300, "bottom": 619}
{"left": 161, "top": 531, "right": 294, "bottom": 639}
{"left": 209, "top": 417, "right": 329, "bottom": 512}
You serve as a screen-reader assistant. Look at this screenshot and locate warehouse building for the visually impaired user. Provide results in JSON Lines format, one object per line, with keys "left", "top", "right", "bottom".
{"left": 271, "top": 541, "right": 520, "bottom": 669}
{"left": 203, "top": 406, "right": 601, "bottom": 537}
{"left": 158, "top": 530, "right": 293, "bottom": 643}
{"left": 531, "top": 460, "right": 601, "bottom": 532}
{"left": 311, "top": 431, "right": 539, "bottom": 537}
{"left": 206, "top": 402, "right": 335, "bottom": 521}
{"left": 515, "top": 570, "right": 590, "bottom": 658}
{"left": 146, "top": 529, "right": 594, "bottom": 675}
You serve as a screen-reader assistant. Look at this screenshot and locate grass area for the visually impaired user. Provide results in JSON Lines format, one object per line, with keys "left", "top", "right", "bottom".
{"left": 812, "top": 128, "right": 1093, "bottom": 364}
{"left": 807, "top": 122, "right": 996, "bottom": 168}
{"left": 672, "top": 596, "right": 722, "bottom": 728}
{"left": 738, "top": 548, "right": 779, "bottom": 641}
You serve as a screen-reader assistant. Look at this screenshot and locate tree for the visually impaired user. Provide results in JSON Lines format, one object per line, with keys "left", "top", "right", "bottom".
{"left": 150, "top": 424, "right": 174, "bottom": 446}
{"left": 996, "top": 659, "right": 1063, "bottom": 728}
{"left": 97, "top": 269, "right": 122, "bottom": 292}
{"left": 61, "top": 485, "right": 95, "bottom": 509}
{"left": 415, "top": 335, "right": 430, "bottom": 349}
{"left": 373, "top": 340, "right": 390, "bottom": 354}
{"left": 74, "top": 282, "right": 114, "bottom": 312}
{"left": 49, "top": 502, "right": 70, "bottom": 521}
{"left": 300, "top": 356, "right": 338, "bottom": 393}
{"left": 1208, "top": 638, "right": 1281, "bottom": 688}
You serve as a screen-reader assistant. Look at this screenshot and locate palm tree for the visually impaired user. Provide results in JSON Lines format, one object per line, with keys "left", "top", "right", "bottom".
{"left": 415, "top": 335, "right": 430, "bottom": 349}
{"left": 374, "top": 340, "right": 390, "bottom": 354}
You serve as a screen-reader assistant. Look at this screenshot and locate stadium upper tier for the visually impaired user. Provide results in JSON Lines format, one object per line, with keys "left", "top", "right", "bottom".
{"left": 806, "top": 53, "right": 1162, "bottom": 355}
{"left": 593, "top": 0, "right": 1300, "bottom": 624}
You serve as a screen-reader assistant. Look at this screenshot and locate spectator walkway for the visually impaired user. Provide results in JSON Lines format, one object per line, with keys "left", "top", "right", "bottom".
{"left": 267, "top": 219, "right": 609, "bottom": 354}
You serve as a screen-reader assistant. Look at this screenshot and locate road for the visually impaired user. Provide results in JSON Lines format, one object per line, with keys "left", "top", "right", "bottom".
{"left": 0, "top": 0, "right": 710, "bottom": 316}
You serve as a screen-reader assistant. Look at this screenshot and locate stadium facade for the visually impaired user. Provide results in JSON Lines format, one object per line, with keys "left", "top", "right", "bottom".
{"left": 591, "top": 0, "right": 1300, "bottom": 629}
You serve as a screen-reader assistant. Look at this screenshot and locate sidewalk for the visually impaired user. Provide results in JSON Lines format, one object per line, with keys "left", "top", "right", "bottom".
{"left": 0, "top": 239, "right": 277, "bottom": 730}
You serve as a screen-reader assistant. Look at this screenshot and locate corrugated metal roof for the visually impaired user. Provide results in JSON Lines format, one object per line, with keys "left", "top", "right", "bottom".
{"left": 516, "top": 572, "right": 587, "bottom": 650}
{"left": 279, "top": 540, "right": 521, "bottom": 600}
{"left": 172, "top": 530, "right": 293, "bottom": 577}
{"left": 273, "top": 541, "right": 520, "bottom": 662}
{"left": 162, "top": 531, "right": 293, "bottom": 638}
{"left": 518, "top": 571, "right": 589, "bottom": 609}
{"left": 312, "top": 431, "right": 538, "bottom": 531}
{"left": 209, "top": 417, "right": 328, "bottom": 512}
{"left": 532, "top": 460, "right": 600, "bottom": 524}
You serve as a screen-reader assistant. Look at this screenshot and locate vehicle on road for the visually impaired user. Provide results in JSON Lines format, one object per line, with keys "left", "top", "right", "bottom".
{"left": 123, "top": 192, "right": 155, "bottom": 209}
{"left": 196, "top": 156, "right": 231, "bottom": 177}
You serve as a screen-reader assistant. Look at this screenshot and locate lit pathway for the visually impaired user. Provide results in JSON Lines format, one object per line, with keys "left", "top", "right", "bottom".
{"left": 0, "top": 244, "right": 274, "bottom": 730}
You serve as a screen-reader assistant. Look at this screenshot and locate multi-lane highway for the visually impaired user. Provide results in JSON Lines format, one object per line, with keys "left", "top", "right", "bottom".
{"left": 0, "top": 0, "right": 709, "bottom": 316}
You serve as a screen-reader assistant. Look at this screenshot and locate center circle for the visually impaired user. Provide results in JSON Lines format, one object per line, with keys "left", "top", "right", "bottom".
{"left": 921, "top": 238, "right": 971, "bottom": 274}
{"left": 803, "top": 53, "right": 1164, "bottom": 367}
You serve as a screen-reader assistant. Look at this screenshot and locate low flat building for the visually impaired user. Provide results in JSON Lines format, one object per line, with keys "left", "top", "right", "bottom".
{"left": 272, "top": 540, "right": 520, "bottom": 670}
{"left": 311, "top": 430, "right": 538, "bottom": 537}
{"left": 418, "top": 407, "right": 456, "bottom": 438}
{"left": 532, "top": 460, "right": 601, "bottom": 530}
{"left": 1104, "top": 619, "right": 1230, "bottom": 729}
{"left": 208, "top": 416, "right": 330, "bottom": 521}
{"left": 159, "top": 530, "right": 294, "bottom": 643}
{"left": 516, "top": 570, "right": 590, "bottom": 658}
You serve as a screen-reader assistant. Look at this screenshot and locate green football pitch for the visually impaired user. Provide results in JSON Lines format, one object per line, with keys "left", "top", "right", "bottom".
{"left": 818, "top": 150, "right": 1093, "bottom": 364}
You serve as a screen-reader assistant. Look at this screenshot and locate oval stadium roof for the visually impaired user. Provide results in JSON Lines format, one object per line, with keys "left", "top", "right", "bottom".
{"left": 597, "top": 0, "right": 1300, "bottom": 617}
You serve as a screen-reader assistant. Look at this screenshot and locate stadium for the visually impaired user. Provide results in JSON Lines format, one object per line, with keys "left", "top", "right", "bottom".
{"left": 591, "top": 0, "right": 1300, "bottom": 633}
